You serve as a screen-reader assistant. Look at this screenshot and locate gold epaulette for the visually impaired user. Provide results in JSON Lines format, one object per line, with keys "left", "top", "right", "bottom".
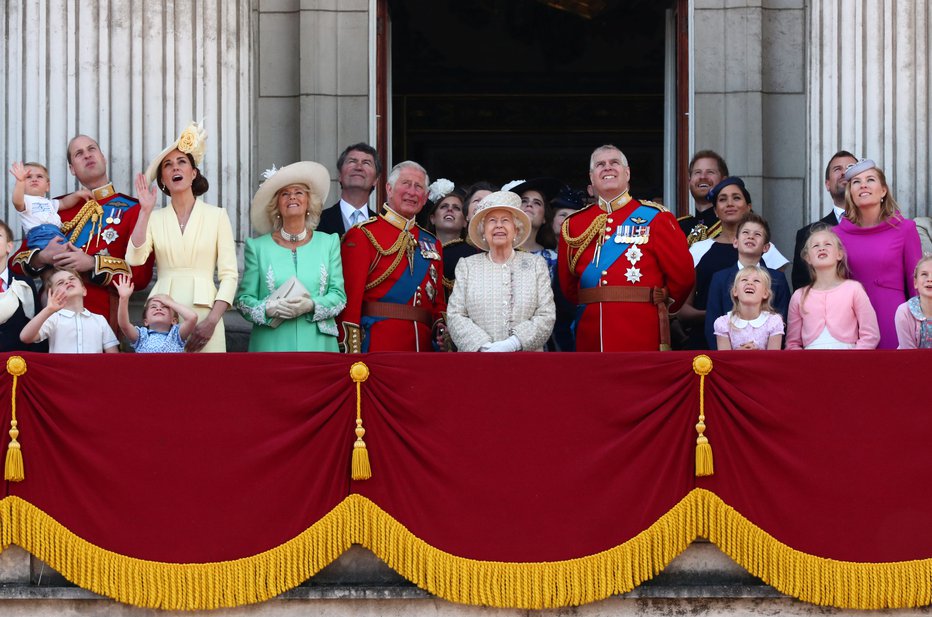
{"left": 640, "top": 200, "right": 668, "bottom": 212}
{"left": 677, "top": 213, "right": 693, "bottom": 221}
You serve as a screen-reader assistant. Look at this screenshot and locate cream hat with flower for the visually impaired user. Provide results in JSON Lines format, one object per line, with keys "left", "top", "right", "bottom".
{"left": 144, "top": 121, "right": 208, "bottom": 185}
{"left": 467, "top": 190, "right": 531, "bottom": 249}
{"left": 250, "top": 161, "right": 331, "bottom": 235}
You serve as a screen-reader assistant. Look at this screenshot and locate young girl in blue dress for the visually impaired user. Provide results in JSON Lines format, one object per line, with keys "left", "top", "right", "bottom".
{"left": 115, "top": 274, "right": 197, "bottom": 352}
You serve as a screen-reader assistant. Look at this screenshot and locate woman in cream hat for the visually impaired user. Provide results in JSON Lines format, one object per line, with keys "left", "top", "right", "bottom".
{"left": 126, "top": 122, "right": 238, "bottom": 352}
{"left": 234, "top": 161, "right": 346, "bottom": 352}
{"left": 446, "top": 191, "right": 555, "bottom": 352}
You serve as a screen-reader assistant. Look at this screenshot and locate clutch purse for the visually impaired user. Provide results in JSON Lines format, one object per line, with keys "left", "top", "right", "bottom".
{"left": 267, "top": 276, "right": 310, "bottom": 328}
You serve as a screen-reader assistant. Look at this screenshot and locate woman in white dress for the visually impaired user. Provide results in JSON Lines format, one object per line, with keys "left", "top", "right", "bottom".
{"left": 446, "top": 191, "right": 555, "bottom": 352}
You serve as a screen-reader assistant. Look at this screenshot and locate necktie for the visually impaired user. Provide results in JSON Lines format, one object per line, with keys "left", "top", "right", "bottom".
{"left": 350, "top": 210, "right": 365, "bottom": 227}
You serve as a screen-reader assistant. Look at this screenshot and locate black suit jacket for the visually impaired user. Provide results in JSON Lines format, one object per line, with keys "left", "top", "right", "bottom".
{"left": 317, "top": 203, "right": 348, "bottom": 237}
{"left": 0, "top": 272, "right": 46, "bottom": 352}
{"left": 791, "top": 211, "right": 839, "bottom": 291}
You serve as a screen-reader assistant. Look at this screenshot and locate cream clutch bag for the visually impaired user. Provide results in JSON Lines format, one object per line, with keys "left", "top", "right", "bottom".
{"left": 267, "top": 276, "right": 310, "bottom": 328}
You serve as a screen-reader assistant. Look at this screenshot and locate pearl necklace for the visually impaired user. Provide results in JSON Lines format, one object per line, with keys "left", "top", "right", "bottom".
{"left": 280, "top": 227, "right": 308, "bottom": 243}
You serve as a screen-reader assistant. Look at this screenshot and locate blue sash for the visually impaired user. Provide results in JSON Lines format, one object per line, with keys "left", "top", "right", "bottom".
{"left": 70, "top": 195, "right": 137, "bottom": 248}
{"left": 575, "top": 204, "right": 660, "bottom": 329}
{"left": 361, "top": 231, "right": 435, "bottom": 352}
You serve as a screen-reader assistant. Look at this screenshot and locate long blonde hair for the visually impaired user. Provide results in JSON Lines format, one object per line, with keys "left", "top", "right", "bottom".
{"left": 800, "top": 225, "right": 850, "bottom": 312}
{"left": 728, "top": 265, "right": 774, "bottom": 324}
{"left": 843, "top": 166, "right": 901, "bottom": 226}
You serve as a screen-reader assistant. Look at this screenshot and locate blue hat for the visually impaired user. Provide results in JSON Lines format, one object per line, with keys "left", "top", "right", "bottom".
{"left": 552, "top": 185, "right": 588, "bottom": 210}
{"left": 707, "top": 176, "right": 751, "bottom": 205}
{"left": 843, "top": 158, "right": 876, "bottom": 181}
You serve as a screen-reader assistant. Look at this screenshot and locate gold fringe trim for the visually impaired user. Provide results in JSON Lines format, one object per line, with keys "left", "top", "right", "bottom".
{"left": 1, "top": 490, "right": 931, "bottom": 610}
{"left": 696, "top": 488, "right": 932, "bottom": 610}
{"left": 0, "top": 495, "right": 354, "bottom": 611}
{"left": 351, "top": 493, "right": 698, "bottom": 609}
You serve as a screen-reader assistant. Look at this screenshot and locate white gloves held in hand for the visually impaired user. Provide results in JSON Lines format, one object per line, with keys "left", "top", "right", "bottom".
{"left": 266, "top": 296, "right": 315, "bottom": 320}
{"left": 480, "top": 335, "right": 522, "bottom": 353}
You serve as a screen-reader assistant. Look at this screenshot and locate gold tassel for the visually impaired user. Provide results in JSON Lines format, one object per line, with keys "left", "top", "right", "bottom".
{"left": 692, "top": 355, "right": 714, "bottom": 477}
{"left": 350, "top": 362, "right": 371, "bottom": 480}
{"left": 5, "top": 356, "right": 27, "bottom": 482}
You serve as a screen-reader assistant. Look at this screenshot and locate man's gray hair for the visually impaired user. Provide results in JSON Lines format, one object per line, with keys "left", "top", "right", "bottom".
{"left": 589, "top": 145, "right": 628, "bottom": 171}
{"left": 387, "top": 161, "right": 430, "bottom": 189}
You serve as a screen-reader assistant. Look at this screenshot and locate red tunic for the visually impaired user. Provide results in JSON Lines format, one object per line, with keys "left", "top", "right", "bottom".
{"left": 339, "top": 212, "right": 445, "bottom": 352}
{"left": 558, "top": 196, "right": 694, "bottom": 351}
{"left": 10, "top": 185, "right": 155, "bottom": 328}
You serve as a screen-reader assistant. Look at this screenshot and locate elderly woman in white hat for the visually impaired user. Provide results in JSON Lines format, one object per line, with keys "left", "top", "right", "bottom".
{"left": 234, "top": 161, "right": 346, "bottom": 352}
{"left": 127, "top": 122, "right": 238, "bottom": 352}
{"left": 446, "top": 191, "right": 555, "bottom": 352}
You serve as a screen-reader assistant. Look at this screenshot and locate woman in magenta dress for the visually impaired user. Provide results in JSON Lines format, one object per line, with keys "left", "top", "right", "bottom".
{"left": 834, "top": 159, "right": 923, "bottom": 349}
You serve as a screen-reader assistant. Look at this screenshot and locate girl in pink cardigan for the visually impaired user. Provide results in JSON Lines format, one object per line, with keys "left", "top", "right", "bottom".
{"left": 786, "top": 226, "right": 880, "bottom": 349}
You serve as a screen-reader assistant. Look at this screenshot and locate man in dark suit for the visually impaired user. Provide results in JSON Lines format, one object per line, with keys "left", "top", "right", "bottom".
{"left": 316, "top": 143, "right": 381, "bottom": 237}
{"left": 790, "top": 150, "right": 858, "bottom": 290}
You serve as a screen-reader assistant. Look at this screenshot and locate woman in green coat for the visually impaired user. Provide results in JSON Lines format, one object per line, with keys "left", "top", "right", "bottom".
{"left": 235, "top": 161, "right": 346, "bottom": 351}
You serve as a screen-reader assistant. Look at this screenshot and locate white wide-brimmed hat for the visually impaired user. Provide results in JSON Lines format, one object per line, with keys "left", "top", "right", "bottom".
{"left": 467, "top": 190, "right": 532, "bottom": 249}
{"left": 250, "top": 161, "right": 331, "bottom": 235}
{"left": 144, "top": 121, "right": 208, "bottom": 185}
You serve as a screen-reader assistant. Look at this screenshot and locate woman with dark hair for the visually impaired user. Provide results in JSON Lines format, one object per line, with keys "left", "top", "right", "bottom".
{"left": 127, "top": 122, "right": 238, "bottom": 352}
{"left": 463, "top": 181, "right": 498, "bottom": 224}
{"left": 427, "top": 179, "right": 478, "bottom": 300}
{"left": 510, "top": 178, "right": 561, "bottom": 279}
{"left": 834, "top": 159, "right": 923, "bottom": 348}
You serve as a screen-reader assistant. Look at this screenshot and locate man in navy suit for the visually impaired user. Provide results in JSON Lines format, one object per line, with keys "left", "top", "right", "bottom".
{"left": 316, "top": 143, "right": 381, "bottom": 237}
{"left": 791, "top": 150, "right": 858, "bottom": 290}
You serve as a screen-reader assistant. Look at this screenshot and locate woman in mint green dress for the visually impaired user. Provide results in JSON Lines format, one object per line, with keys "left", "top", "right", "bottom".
{"left": 235, "top": 161, "right": 346, "bottom": 351}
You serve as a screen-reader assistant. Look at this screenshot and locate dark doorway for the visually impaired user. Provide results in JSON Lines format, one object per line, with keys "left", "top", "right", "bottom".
{"left": 385, "top": 0, "right": 679, "bottom": 202}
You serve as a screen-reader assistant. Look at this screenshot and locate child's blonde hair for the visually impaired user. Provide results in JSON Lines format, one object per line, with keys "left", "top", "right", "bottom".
{"left": 800, "top": 224, "right": 850, "bottom": 312}
{"left": 143, "top": 296, "right": 179, "bottom": 324}
{"left": 913, "top": 253, "right": 932, "bottom": 279}
{"left": 729, "top": 265, "right": 774, "bottom": 323}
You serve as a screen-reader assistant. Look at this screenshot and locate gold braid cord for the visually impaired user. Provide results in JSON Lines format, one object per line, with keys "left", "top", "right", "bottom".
{"left": 60, "top": 200, "right": 104, "bottom": 244}
{"left": 561, "top": 213, "right": 607, "bottom": 274}
{"left": 359, "top": 227, "right": 417, "bottom": 291}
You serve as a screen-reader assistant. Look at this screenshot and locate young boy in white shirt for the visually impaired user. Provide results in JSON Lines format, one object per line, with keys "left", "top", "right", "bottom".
{"left": 9, "top": 161, "right": 91, "bottom": 250}
{"left": 19, "top": 268, "right": 119, "bottom": 353}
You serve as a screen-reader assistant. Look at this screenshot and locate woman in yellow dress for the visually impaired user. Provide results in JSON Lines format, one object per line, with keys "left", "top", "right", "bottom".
{"left": 126, "top": 122, "right": 238, "bottom": 352}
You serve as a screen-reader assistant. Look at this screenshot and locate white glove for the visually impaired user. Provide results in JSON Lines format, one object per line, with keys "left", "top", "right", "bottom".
{"left": 482, "top": 335, "right": 522, "bottom": 352}
{"left": 284, "top": 296, "right": 315, "bottom": 316}
{"left": 266, "top": 296, "right": 315, "bottom": 320}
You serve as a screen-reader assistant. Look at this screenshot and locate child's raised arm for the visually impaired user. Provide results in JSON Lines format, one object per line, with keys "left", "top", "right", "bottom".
{"left": 156, "top": 294, "right": 198, "bottom": 341}
{"left": 114, "top": 274, "right": 139, "bottom": 343}
{"left": 9, "top": 162, "right": 27, "bottom": 212}
{"left": 58, "top": 189, "right": 93, "bottom": 212}
{"left": 19, "top": 288, "right": 65, "bottom": 343}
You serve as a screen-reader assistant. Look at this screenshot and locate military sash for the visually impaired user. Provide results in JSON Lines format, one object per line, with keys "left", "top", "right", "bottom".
{"left": 360, "top": 232, "right": 434, "bottom": 352}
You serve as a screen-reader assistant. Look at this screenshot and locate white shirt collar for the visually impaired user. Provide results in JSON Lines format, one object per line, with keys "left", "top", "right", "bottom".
{"left": 833, "top": 205, "right": 845, "bottom": 223}
{"left": 58, "top": 308, "right": 92, "bottom": 318}
{"left": 340, "top": 198, "right": 371, "bottom": 223}
{"left": 731, "top": 311, "right": 770, "bottom": 329}
{"left": 0, "top": 268, "right": 8, "bottom": 284}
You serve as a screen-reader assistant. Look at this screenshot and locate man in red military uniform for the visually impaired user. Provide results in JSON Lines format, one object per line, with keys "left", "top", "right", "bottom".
{"left": 339, "top": 160, "right": 445, "bottom": 352}
{"left": 558, "top": 145, "right": 694, "bottom": 351}
{"left": 11, "top": 135, "right": 154, "bottom": 328}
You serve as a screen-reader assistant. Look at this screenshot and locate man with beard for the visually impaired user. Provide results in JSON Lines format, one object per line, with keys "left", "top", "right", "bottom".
{"left": 790, "top": 150, "right": 858, "bottom": 290}
{"left": 678, "top": 150, "right": 729, "bottom": 246}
